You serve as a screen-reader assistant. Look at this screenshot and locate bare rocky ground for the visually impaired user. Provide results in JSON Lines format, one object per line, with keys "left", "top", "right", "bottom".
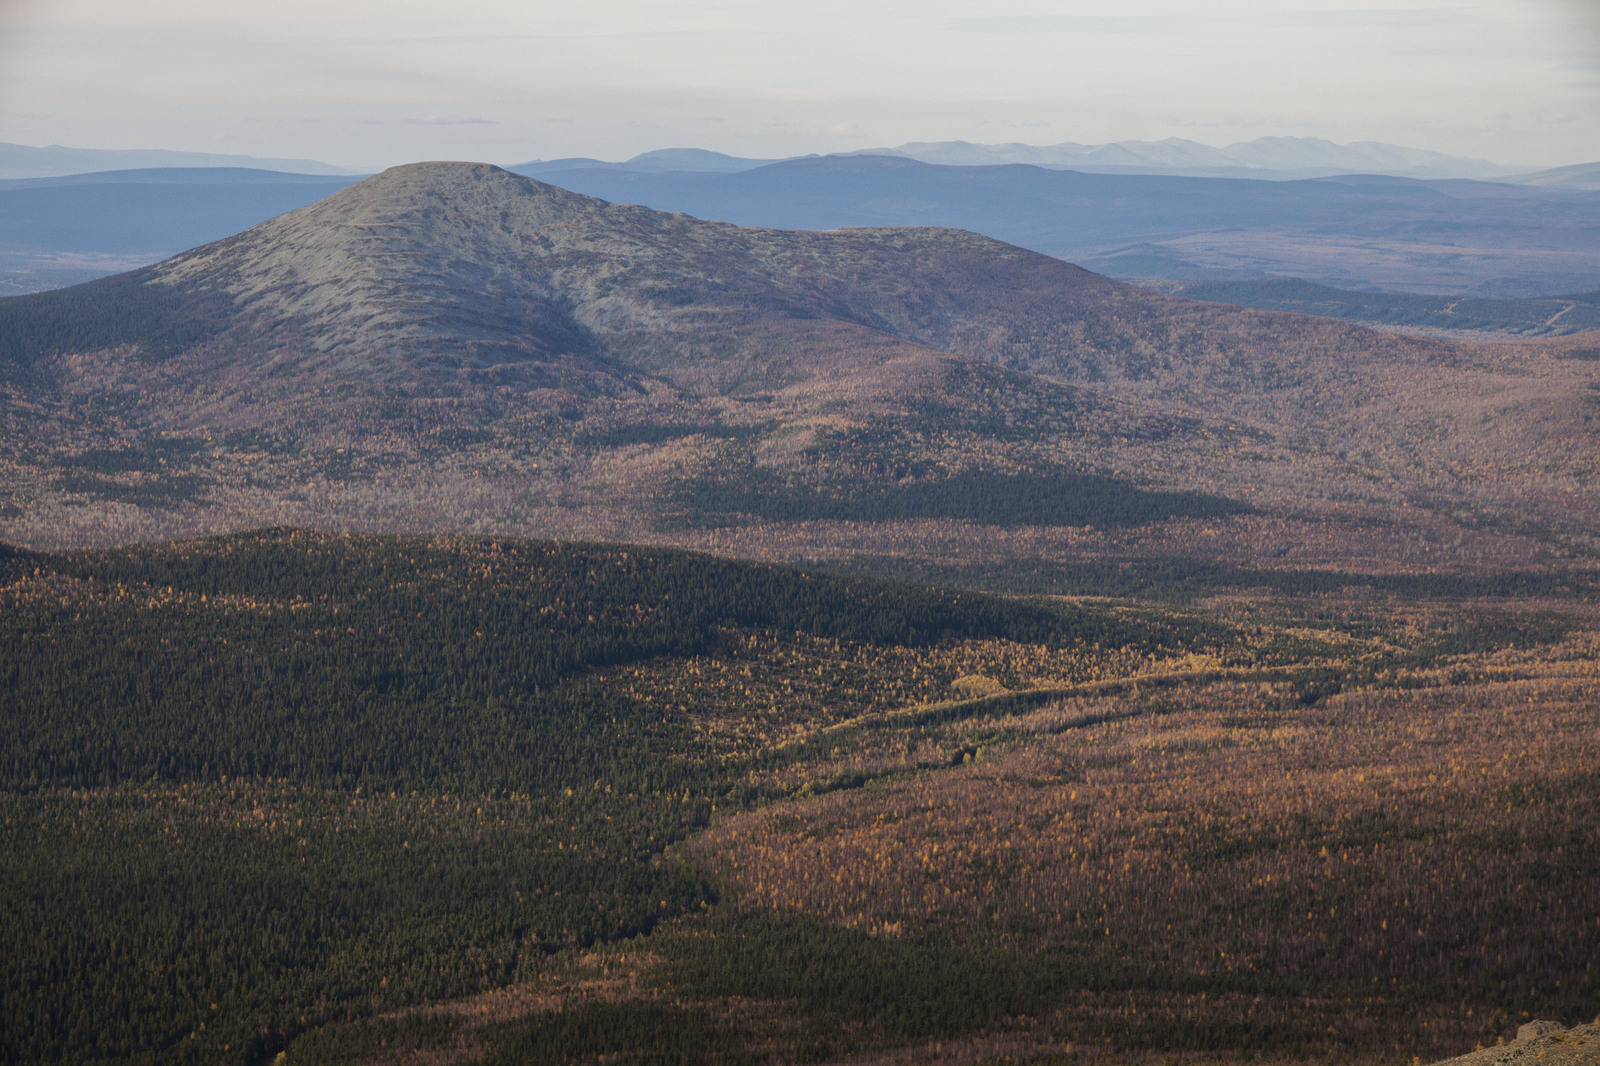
{"left": 1432, "top": 1023, "right": 1600, "bottom": 1066}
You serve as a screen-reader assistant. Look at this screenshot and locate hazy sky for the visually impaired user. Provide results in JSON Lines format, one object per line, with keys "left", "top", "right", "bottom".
{"left": 1, "top": 0, "right": 1597, "bottom": 169}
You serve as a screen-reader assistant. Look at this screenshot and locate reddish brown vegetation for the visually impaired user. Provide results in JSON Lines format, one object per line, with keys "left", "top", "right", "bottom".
{"left": 691, "top": 658, "right": 1600, "bottom": 1060}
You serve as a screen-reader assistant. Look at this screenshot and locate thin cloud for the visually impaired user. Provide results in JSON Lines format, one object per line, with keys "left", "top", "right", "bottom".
{"left": 405, "top": 117, "right": 498, "bottom": 126}
{"left": 1255, "top": 7, "right": 1471, "bottom": 31}
{"left": 946, "top": 14, "right": 1210, "bottom": 34}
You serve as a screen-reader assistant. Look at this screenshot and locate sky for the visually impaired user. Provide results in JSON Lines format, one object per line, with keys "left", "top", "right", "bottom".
{"left": 0, "top": 0, "right": 1597, "bottom": 170}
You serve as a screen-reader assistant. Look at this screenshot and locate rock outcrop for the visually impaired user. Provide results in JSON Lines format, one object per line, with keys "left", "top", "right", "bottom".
{"left": 1431, "top": 1022, "right": 1600, "bottom": 1066}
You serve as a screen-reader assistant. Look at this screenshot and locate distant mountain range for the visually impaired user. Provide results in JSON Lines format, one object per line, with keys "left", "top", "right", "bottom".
{"left": 1510, "top": 161, "right": 1600, "bottom": 192}
{"left": 511, "top": 156, "right": 1600, "bottom": 299}
{"left": 4, "top": 141, "right": 1598, "bottom": 304}
{"left": 0, "top": 168, "right": 360, "bottom": 255}
{"left": 0, "top": 141, "right": 360, "bottom": 180}
{"left": 516, "top": 136, "right": 1599, "bottom": 187}
{"left": 0, "top": 168, "right": 364, "bottom": 295}
{"left": 8, "top": 134, "right": 1595, "bottom": 186}
{"left": 851, "top": 137, "right": 1536, "bottom": 181}
{"left": 1142, "top": 277, "right": 1600, "bottom": 336}
{"left": 517, "top": 147, "right": 787, "bottom": 175}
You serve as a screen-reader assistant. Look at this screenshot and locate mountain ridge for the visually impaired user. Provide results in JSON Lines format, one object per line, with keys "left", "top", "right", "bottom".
{"left": 0, "top": 140, "right": 359, "bottom": 179}
{"left": 848, "top": 134, "right": 1540, "bottom": 181}
{"left": 9, "top": 156, "right": 1597, "bottom": 303}
{"left": 511, "top": 155, "right": 1600, "bottom": 298}
{"left": 23, "top": 160, "right": 1473, "bottom": 415}
{"left": 511, "top": 135, "right": 1561, "bottom": 182}
{"left": 1, "top": 161, "right": 1596, "bottom": 589}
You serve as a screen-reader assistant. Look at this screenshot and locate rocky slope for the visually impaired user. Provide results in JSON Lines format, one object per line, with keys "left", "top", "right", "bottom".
{"left": 13, "top": 161, "right": 1452, "bottom": 395}
{"left": 0, "top": 163, "right": 1595, "bottom": 581}
{"left": 1432, "top": 1021, "right": 1600, "bottom": 1066}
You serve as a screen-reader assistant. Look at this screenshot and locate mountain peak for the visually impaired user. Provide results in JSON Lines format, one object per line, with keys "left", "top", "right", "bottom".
{"left": 151, "top": 162, "right": 612, "bottom": 362}
{"left": 242, "top": 159, "right": 587, "bottom": 221}
{"left": 9, "top": 157, "right": 1190, "bottom": 406}
{"left": 139, "top": 160, "right": 1138, "bottom": 380}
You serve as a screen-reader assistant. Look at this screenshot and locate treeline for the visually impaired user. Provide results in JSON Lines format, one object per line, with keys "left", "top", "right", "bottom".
{"left": 836, "top": 550, "right": 1600, "bottom": 603}
{"left": 0, "top": 266, "right": 235, "bottom": 373}
{"left": 663, "top": 466, "right": 1249, "bottom": 530}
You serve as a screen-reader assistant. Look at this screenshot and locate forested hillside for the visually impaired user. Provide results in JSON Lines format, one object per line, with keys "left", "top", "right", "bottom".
{"left": 0, "top": 531, "right": 1205, "bottom": 1064}
{"left": 3, "top": 531, "right": 1596, "bottom": 1065}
